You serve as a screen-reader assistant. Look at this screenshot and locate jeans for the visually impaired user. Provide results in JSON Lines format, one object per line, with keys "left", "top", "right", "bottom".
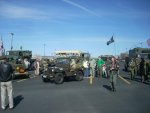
{"left": 90, "top": 67, "right": 95, "bottom": 77}
{"left": 84, "top": 68, "right": 89, "bottom": 77}
{"left": 102, "top": 70, "right": 107, "bottom": 78}
{"left": 1, "top": 81, "right": 14, "bottom": 109}
{"left": 35, "top": 68, "right": 39, "bottom": 75}
{"left": 110, "top": 71, "right": 118, "bottom": 90}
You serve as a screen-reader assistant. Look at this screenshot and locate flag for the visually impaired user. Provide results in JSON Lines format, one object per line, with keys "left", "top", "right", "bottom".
{"left": 107, "top": 36, "right": 114, "bottom": 45}
{"left": 147, "top": 38, "right": 150, "bottom": 46}
{"left": 0, "top": 37, "right": 4, "bottom": 56}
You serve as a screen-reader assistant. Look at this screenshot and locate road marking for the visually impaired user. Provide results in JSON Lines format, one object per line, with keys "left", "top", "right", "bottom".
{"left": 30, "top": 76, "right": 38, "bottom": 79}
{"left": 17, "top": 79, "right": 28, "bottom": 83}
{"left": 118, "top": 75, "right": 131, "bottom": 85}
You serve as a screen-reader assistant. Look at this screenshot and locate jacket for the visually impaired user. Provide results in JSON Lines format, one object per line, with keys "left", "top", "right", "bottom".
{"left": 0, "top": 62, "right": 13, "bottom": 82}
{"left": 109, "top": 61, "right": 119, "bottom": 72}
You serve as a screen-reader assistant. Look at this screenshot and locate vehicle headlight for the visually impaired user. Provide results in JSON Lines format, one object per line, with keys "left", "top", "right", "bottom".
{"left": 16, "top": 67, "right": 20, "bottom": 70}
{"left": 59, "top": 68, "right": 63, "bottom": 70}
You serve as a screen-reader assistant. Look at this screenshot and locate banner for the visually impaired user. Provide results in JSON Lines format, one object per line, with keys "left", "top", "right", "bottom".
{"left": 147, "top": 38, "right": 150, "bottom": 46}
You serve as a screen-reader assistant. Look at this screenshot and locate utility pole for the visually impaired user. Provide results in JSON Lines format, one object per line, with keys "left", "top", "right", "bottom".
{"left": 10, "top": 33, "right": 14, "bottom": 50}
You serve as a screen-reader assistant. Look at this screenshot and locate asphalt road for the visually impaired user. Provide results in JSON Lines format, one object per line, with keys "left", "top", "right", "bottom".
{"left": 0, "top": 63, "right": 150, "bottom": 113}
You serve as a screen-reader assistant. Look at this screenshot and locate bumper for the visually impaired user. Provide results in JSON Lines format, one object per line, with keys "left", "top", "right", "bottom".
{"left": 42, "top": 74, "right": 54, "bottom": 80}
{"left": 14, "top": 72, "right": 29, "bottom": 75}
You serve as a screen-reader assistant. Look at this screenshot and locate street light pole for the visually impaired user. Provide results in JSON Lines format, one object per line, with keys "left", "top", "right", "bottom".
{"left": 10, "top": 33, "right": 14, "bottom": 50}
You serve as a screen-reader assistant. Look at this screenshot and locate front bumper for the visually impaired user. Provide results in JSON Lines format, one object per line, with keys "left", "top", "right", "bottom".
{"left": 42, "top": 74, "right": 54, "bottom": 80}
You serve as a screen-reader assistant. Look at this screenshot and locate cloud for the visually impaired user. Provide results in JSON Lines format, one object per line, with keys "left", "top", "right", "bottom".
{"left": 0, "top": 2, "right": 48, "bottom": 19}
{"left": 62, "top": 0, "right": 99, "bottom": 17}
{"left": 0, "top": 1, "right": 88, "bottom": 21}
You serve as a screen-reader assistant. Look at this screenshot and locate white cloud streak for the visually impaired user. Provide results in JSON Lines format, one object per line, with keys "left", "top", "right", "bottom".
{"left": 0, "top": 3, "right": 48, "bottom": 19}
{"left": 62, "top": 0, "right": 99, "bottom": 17}
{"left": 0, "top": 1, "right": 87, "bottom": 20}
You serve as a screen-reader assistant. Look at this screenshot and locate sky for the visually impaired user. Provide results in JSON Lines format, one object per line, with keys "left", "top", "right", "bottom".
{"left": 0, "top": 0, "right": 150, "bottom": 57}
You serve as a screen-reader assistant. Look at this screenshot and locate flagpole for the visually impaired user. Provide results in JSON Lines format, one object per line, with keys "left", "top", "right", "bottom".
{"left": 0, "top": 35, "right": 4, "bottom": 56}
{"left": 114, "top": 42, "right": 116, "bottom": 56}
{"left": 113, "top": 34, "right": 117, "bottom": 57}
{"left": 10, "top": 33, "right": 14, "bottom": 50}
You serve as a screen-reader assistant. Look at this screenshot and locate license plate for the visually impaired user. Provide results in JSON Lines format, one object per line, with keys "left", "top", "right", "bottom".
{"left": 42, "top": 75, "right": 47, "bottom": 78}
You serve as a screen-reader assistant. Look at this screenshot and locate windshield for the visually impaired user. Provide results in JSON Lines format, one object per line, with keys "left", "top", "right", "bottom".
{"left": 56, "top": 58, "right": 70, "bottom": 65}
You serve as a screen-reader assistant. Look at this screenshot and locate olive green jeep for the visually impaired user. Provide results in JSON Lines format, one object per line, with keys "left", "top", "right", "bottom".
{"left": 41, "top": 57, "right": 84, "bottom": 84}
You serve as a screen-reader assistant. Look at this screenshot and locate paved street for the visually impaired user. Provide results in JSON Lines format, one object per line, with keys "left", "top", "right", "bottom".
{"left": 0, "top": 65, "right": 150, "bottom": 113}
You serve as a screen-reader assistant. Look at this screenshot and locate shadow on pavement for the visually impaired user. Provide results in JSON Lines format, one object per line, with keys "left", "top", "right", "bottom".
{"left": 14, "top": 95, "right": 24, "bottom": 108}
{"left": 64, "top": 77, "right": 76, "bottom": 82}
{"left": 123, "top": 76, "right": 150, "bottom": 85}
{"left": 103, "top": 85, "right": 112, "bottom": 91}
{"left": 14, "top": 76, "right": 29, "bottom": 80}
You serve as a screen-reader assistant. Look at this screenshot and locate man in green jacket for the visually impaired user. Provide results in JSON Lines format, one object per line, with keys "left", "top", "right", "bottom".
{"left": 97, "top": 57, "right": 104, "bottom": 77}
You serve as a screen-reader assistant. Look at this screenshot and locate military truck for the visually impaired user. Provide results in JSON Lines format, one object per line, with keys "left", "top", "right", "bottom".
{"left": 129, "top": 47, "right": 150, "bottom": 58}
{"left": 41, "top": 57, "right": 84, "bottom": 84}
{"left": 125, "top": 47, "right": 150, "bottom": 72}
{"left": 6, "top": 50, "right": 32, "bottom": 78}
{"left": 55, "top": 50, "right": 90, "bottom": 60}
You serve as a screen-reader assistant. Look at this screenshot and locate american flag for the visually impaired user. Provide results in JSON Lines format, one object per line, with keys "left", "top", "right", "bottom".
{"left": 147, "top": 38, "right": 150, "bottom": 46}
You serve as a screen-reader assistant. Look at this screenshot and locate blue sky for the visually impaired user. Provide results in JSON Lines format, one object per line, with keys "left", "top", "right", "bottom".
{"left": 0, "top": 0, "right": 150, "bottom": 57}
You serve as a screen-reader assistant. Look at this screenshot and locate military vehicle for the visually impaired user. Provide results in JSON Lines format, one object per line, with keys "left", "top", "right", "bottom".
{"left": 125, "top": 47, "right": 150, "bottom": 72}
{"left": 100, "top": 55, "right": 114, "bottom": 61}
{"left": 129, "top": 47, "right": 150, "bottom": 59}
{"left": 41, "top": 57, "right": 84, "bottom": 84}
{"left": 55, "top": 50, "right": 90, "bottom": 60}
{"left": 6, "top": 50, "right": 32, "bottom": 78}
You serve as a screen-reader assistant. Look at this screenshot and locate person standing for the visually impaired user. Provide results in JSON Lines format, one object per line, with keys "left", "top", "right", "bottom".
{"left": 105, "top": 58, "right": 111, "bottom": 78}
{"left": 24, "top": 58, "right": 30, "bottom": 71}
{"left": 134, "top": 58, "right": 138, "bottom": 76}
{"left": 0, "top": 56, "right": 14, "bottom": 110}
{"left": 129, "top": 58, "right": 136, "bottom": 80}
{"left": 83, "top": 59, "right": 89, "bottom": 78}
{"left": 34, "top": 59, "right": 40, "bottom": 75}
{"left": 97, "top": 57, "right": 104, "bottom": 77}
{"left": 109, "top": 57, "right": 119, "bottom": 92}
{"left": 140, "top": 58, "right": 146, "bottom": 83}
{"left": 102, "top": 64, "right": 107, "bottom": 78}
{"left": 89, "top": 59, "right": 96, "bottom": 77}
{"left": 70, "top": 59, "right": 76, "bottom": 71}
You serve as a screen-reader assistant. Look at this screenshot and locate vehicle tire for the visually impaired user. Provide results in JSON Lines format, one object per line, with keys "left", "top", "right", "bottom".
{"left": 54, "top": 73, "right": 64, "bottom": 84}
{"left": 26, "top": 74, "right": 30, "bottom": 78}
{"left": 124, "top": 66, "right": 127, "bottom": 71}
{"left": 75, "top": 71, "right": 83, "bottom": 81}
{"left": 42, "top": 78, "right": 49, "bottom": 82}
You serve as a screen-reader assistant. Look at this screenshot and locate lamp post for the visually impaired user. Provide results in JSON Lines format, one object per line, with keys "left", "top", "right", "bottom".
{"left": 10, "top": 33, "right": 14, "bottom": 50}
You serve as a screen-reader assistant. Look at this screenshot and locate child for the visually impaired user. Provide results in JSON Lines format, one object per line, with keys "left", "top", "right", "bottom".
{"left": 102, "top": 64, "right": 107, "bottom": 78}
